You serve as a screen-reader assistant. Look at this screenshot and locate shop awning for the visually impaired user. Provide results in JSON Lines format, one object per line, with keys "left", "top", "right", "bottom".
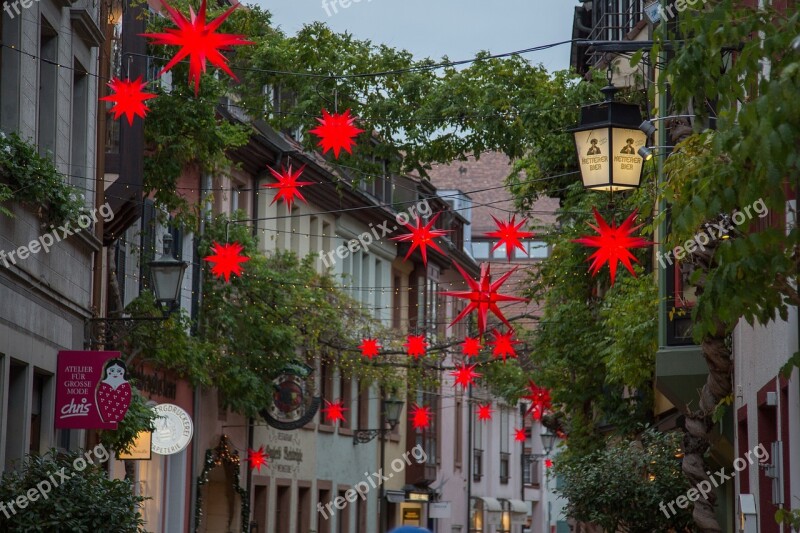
{"left": 385, "top": 490, "right": 406, "bottom": 504}
{"left": 474, "top": 496, "right": 503, "bottom": 512}
{"left": 508, "top": 499, "right": 529, "bottom": 514}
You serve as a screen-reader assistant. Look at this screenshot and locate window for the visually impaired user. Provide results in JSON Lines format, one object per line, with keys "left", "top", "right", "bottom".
{"left": 339, "top": 373, "right": 352, "bottom": 429}
{"left": 514, "top": 240, "right": 549, "bottom": 259}
{"left": 522, "top": 455, "right": 532, "bottom": 485}
{"left": 392, "top": 272, "right": 402, "bottom": 329}
{"left": 500, "top": 453, "right": 510, "bottom": 484}
{"left": 357, "top": 381, "right": 369, "bottom": 430}
{"left": 492, "top": 243, "right": 507, "bottom": 259}
{"left": 297, "top": 487, "right": 311, "bottom": 533}
{"left": 317, "top": 489, "right": 331, "bottom": 533}
{"left": 473, "top": 449, "right": 483, "bottom": 481}
{"left": 471, "top": 241, "right": 490, "bottom": 259}
{"left": 500, "top": 407, "right": 509, "bottom": 453}
{"left": 38, "top": 21, "right": 58, "bottom": 158}
{"left": 454, "top": 397, "right": 463, "bottom": 468}
{"left": 0, "top": 13, "right": 22, "bottom": 131}
{"left": 71, "top": 60, "right": 89, "bottom": 187}
{"left": 276, "top": 485, "right": 291, "bottom": 532}
{"left": 337, "top": 490, "right": 350, "bottom": 533}
{"left": 30, "top": 373, "right": 46, "bottom": 454}
{"left": 290, "top": 205, "right": 300, "bottom": 253}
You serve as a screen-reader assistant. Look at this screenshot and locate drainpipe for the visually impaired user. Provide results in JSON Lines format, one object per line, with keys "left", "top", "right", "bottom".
{"left": 466, "top": 384, "right": 472, "bottom": 532}
{"left": 189, "top": 172, "right": 210, "bottom": 532}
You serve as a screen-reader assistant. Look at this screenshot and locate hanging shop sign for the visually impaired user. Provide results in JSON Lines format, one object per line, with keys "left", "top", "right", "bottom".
{"left": 117, "top": 431, "right": 153, "bottom": 460}
{"left": 261, "top": 361, "right": 321, "bottom": 430}
{"left": 151, "top": 403, "right": 194, "bottom": 455}
{"left": 55, "top": 351, "right": 132, "bottom": 430}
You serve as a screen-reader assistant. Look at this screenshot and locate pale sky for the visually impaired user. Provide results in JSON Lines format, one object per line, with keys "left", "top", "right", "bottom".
{"left": 251, "top": 0, "right": 575, "bottom": 73}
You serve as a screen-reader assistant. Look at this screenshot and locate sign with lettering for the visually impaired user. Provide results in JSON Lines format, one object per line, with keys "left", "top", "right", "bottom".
{"left": 151, "top": 403, "right": 193, "bottom": 455}
{"left": 118, "top": 431, "right": 153, "bottom": 460}
{"left": 55, "top": 351, "right": 131, "bottom": 429}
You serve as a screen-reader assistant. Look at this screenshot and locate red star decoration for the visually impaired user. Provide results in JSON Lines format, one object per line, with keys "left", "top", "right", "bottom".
{"left": 404, "top": 335, "right": 428, "bottom": 359}
{"left": 264, "top": 164, "right": 313, "bottom": 209}
{"left": 358, "top": 338, "right": 381, "bottom": 359}
{"left": 515, "top": 428, "right": 527, "bottom": 442}
{"left": 410, "top": 404, "right": 432, "bottom": 430}
{"left": 476, "top": 404, "right": 494, "bottom": 421}
{"left": 488, "top": 329, "right": 521, "bottom": 362}
{"left": 441, "top": 262, "right": 528, "bottom": 337}
{"left": 450, "top": 364, "right": 481, "bottom": 389}
{"left": 461, "top": 336, "right": 482, "bottom": 357}
{"left": 100, "top": 77, "right": 156, "bottom": 125}
{"left": 321, "top": 399, "right": 348, "bottom": 425}
{"left": 544, "top": 458, "right": 553, "bottom": 468}
{"left": 522, "top": 381, "right": 552, "bottom": 421}
{"left": 309, "top": 109, "right": 365, "bottom": 158}
{"left": 203, "top": 241, "right": 250, "bottom": 282}
{"left": 572, "top": 207, "right": 652, "bottom": 285}
{"left": 391, "top": 213, "right": 449, "bottom": 266}
{"left": 141, "top": 0, "right": 252, "bottom": 94}
{"left": 485, "top": 215, "right": 535, "bottom": 262}
{"left": 247, "top": 446, "right": 268, "bottom": 472}
{"left": 556, "top": 429, "right": 567, "bottom": 440}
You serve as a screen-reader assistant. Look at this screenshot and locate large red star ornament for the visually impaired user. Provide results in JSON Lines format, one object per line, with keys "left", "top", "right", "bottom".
{"left": 410, "top": 404, "right": 432, "bottom": 430}
{"left": 100, "top": 77, "right": 156, "bottom": 125}
{"left": 522, "top": 381, "right": 552, "bottom": 421}
{"left": 485, "top": 215, "right": 535, "bottom": 262}
{"left": 264, "top": 165, "right": 313, "bottom": 209}
{"left": 404, "top": 335, "right": 428, "bottom": 359}
{"left": 309, "top": 109, "right": 365, "bottom": 158}
{"left": 391, "top": 213, "right": 449, "bottom": 266}
{"left": 477, "top": 403, "right": 494, "bottom": 421}
{"left": 514, "top": 428, "right": 528, "bottom": 442}
{"left": 441, "top": 262, "right": 528, "bottom": 337}
{"left": 488, "top": 329, "right": 521, "bottom": 362}
{"left": 204, "top": 241, "right": 250, "bottom": 282}
{"left": 321, "top": 399, "right": 348, "bottom": 425}
{"left": 358, "top": 338, "right": 381, "bottom": 359}
{"left": 450, "top": 364, "right": 481, "bottom": 389}
{"left": 141, "top": 0, "right": 252, "bottom": 94}
{"left": 572, "top": 207, "right": 652, "bottom": 286}
{"left": 247, "top": 446, "right": 268, "bottom": 472}
{"left": 544, "top": 458, "right": 553, "bottom": 468}
{"left": 461, "top": 336, "right": 482, "bottom": 358}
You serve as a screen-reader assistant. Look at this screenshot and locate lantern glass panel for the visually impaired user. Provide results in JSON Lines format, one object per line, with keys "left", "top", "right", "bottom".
{"left": 574, "top": 127, "right": 611, "bottom": 189}
{"left": 610, "top": 128, "right": 648, "bottom": 189}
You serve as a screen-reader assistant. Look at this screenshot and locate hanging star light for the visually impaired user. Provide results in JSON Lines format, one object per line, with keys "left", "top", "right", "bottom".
{"left": 522, "top": 380, "right": 552, "bottom": 421}
{"left": 461, "top": 336, "right": 482, "bottom": 358}
{"left": 485, "top": 215, "right": 535, "bottom": 262}
{"left": 391, "top": 213, "right": 449, "bottom": 266}
{"left": 450, "top": 364, "right": 481, "bottom": 389}
{"left": 247, "top": 446, "right": 268, "bottom": 473}
{"left": 572, "top": 207, "right": 652, "bottom": 285}
{"left": 309, "top": 109, "right": 365, "bottom": 158}
{"left": 141, "top": 0, "right": 252, "bottom": 94}
{"left": 442, "top": 262, "right": 528, "bottom": 337}
{"left": 203, "top": 241, "right": 250, "bottom": 282}
{"left": 100, "top": 77, "right": 157, "bottom": 125}
{"left": 488, "top": 329, "right": 521, "bottom": 362}
{"left": 404, "top": 334, "right": 428, "bottom": 359}
{"left": 358, "top": 338, "right": 381, "bottom": 360}
{"left": 477, "top": 404, "right": 494, "bottom": 421}
{"left": 544, "top": 458, "right": 553, "bottom": 468}
{"left": 264, "top": 164, "right": 313, "bottom": 209}
{"left": 514, "top": 428, "right": 527, "bottom": 442}
{"left": 321, "top": 399, "right": 348, "bottom": 425}
{"left": 410, "top": 404, "right": 432, "bottom": 430}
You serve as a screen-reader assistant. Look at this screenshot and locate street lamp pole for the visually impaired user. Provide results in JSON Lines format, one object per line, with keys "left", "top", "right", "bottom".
{"left": 352, "top": 393, "right": 404, "bottom": 533}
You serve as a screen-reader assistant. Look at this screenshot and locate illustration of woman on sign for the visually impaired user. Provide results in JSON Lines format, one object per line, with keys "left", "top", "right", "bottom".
{"left": 620, "top": 138, "right": 636, "bottom": 154}
{"left": 95, "top": 359, "right": 132, "bottom": 424}
{"left": 587, "top": 138, "right": 601, "bottom": 155}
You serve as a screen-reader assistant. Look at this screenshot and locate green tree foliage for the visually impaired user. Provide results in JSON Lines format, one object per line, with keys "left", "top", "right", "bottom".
{"left": 657, "top": 0, "right": 800, "bottom": 354}
{"left": 554, "top": 427, "right": 693, "bottom": 533}
{"left": 0, "top": 450, "right": 146, "bottom": 532}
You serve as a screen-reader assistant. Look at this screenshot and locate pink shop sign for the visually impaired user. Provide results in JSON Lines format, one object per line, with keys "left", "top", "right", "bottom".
{"left": 55, "top": 351, "right": 132, "bottom": 430}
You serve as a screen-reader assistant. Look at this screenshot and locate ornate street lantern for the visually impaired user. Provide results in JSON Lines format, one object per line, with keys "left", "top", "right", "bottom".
{"left": 569, "top": 84, "right": 647, "bottom": 191}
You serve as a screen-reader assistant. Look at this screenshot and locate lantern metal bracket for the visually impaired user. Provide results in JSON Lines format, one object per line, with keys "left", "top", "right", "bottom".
{"left": 353, "top": 428, "right": 390, "bottom": 445}
{"left": 84, "top": 315, "right": 169, "bottom": 349}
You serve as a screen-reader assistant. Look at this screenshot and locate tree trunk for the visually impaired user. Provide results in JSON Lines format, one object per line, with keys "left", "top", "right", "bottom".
{"left": 682, "top": 242, "right": 734, "bottom": 532}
